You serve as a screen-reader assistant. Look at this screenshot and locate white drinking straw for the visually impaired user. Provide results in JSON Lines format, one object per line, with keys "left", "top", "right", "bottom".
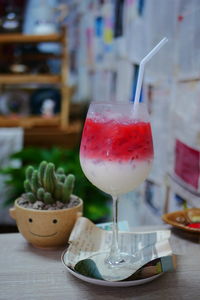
{"left": 134, "top": 37, "right": 168, "bottom": 104}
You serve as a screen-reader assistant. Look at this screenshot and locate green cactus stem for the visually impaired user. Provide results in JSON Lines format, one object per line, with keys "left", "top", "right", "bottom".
{"left": 44, "top": 163, "right": 57, "bottom": 194}
{"left": 25, "top": 166, "right": 34, "bottom": 182}
{"left": 37, "top": 188, "right": 45, "bottom": 201}
{"left": 27, "top": 192, "right": 36, "bottom": 203}
{"left": 54, "top": 182, "right": 63, "bottom": 201}
{"left": 62, "top": 174, "right": 75, "bottom": 203}
{"left": 38, "top": 161, "right": 47, "bottom": 186}
{"left": 56, "top": 174, "right": 66, "bottom": 183}
{"left": 56, "top": 167, "right": 65, "bottom": 174}
{"left": 31, "top": 170, "right": 40, "bottom": 194}
{"left": 24, "top": 180, "right": 32, "bottom": 193}
{"left": 44, "top": 192, "right": 54, "bottom": 205}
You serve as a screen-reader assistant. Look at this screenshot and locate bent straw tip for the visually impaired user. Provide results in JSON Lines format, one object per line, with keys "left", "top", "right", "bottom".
{"left": 161, "top": 37, "right": 168, "bottom": 44}
{"left": 134, "top": 37, "right": 168, "bottom": 104}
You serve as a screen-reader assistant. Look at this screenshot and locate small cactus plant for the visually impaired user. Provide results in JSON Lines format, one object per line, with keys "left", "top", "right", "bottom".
{"left": 23, "top": 161, "right": 75, "bottom": 205}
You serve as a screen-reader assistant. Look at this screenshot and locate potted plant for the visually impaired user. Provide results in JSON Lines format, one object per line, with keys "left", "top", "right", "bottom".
{"left": 9, "top": 161, "right": 83, "bottom": 248}
{"left": 1, "top": 147, "right": 110, "bottom": 222}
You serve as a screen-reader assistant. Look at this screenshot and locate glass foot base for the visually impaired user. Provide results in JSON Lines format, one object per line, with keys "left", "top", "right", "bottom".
{"left": 87, "top": 251, "right": 142, "bottom": 281}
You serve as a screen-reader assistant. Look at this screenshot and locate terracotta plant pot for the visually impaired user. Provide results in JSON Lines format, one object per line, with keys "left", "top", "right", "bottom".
{"left": 9, "top": 196, "right": 83, "bottom": 248}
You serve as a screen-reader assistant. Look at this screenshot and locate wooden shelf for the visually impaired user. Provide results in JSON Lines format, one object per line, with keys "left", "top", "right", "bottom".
{"left": 0, "top": 33, "right": 63, "bottom": 43}
{"left": 0, "top": 74, "right": 61, "bottom": 84}
{"left": 0, "top": 103, "right": 86, "bottom": 130}
{"left": 2, "top": 53, "right": 61, "bottom": 62}
{"left": 0, "top": 116, "right": 60, "bottom": 128}
{"left": 24, "top": 121, "right": 83, "bottom": 148}
{"left": 0, "top": 28, "right": 73, "bottom": 134}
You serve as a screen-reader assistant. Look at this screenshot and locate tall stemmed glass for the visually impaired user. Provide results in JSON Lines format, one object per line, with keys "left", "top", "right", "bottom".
{"left": 79, "top": 101, "right": 154, "bottom": 279}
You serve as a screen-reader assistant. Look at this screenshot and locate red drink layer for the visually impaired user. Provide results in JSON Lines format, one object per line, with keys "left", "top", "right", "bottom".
{"left": 80, "top": 118, "right": 153, "bottom": 161}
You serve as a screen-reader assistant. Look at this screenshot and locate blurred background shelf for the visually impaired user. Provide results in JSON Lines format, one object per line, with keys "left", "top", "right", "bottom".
{"left": 0, "top": 74, "right": 61, "bottom": 84}
{"left": 24, "top": 120, "right": 82, "bottom": 148}
{"left": 0, "top": 28, "right": 70, "bottom": 130}
{"left": 0, "top": 115, "right": 60, "bottom": 127}
{"left": 0, "top": 100, "right": 86, "bottom": 147}
{"left": 0, "top": 32, "right": 63, "bottom": 43}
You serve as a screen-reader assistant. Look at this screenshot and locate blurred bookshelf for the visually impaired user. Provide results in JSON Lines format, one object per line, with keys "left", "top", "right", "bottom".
{"left": 0, "top": 29, "right": 84, "bottom": 147}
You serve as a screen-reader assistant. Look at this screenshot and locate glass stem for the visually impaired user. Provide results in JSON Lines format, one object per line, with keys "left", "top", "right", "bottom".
{"left": 106, "top": 196, "right": 122, "bottom": 265}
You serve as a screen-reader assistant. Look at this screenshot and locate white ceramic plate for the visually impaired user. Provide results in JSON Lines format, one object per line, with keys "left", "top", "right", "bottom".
{"left": 61, "top": 250, "right": 163, "bottom": 287}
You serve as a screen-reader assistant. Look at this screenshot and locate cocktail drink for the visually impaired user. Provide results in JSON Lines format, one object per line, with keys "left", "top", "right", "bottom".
{"left": 80, "top": 102, "right": 154, "bottom": 277}
{"left": 80, "top": 103, "right": 153, "bottom": 196}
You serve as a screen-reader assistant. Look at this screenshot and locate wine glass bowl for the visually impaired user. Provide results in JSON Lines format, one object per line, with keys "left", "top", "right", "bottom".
{"left": 80, "top": 102, "right": 153, "bottom": 196}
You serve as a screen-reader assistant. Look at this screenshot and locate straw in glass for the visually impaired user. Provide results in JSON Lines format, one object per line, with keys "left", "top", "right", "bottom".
{"left": 134, "top": 37, "right": 168, "bottom": 105}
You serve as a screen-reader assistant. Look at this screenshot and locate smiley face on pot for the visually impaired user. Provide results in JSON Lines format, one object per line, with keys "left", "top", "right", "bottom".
{"left": 10, "top": 197, "right": 83, "bottom": 248}
{"left": 28, "top": 215, "right": 58, "bottom": 238}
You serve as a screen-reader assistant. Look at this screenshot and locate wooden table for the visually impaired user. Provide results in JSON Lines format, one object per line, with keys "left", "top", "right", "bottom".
{"left": 0, "top": 228, "right": 200, "bottom": 300}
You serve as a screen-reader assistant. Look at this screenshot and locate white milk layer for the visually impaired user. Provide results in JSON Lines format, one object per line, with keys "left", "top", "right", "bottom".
{"left": 80, "top": 157, "right": 152, "bottom": 196}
